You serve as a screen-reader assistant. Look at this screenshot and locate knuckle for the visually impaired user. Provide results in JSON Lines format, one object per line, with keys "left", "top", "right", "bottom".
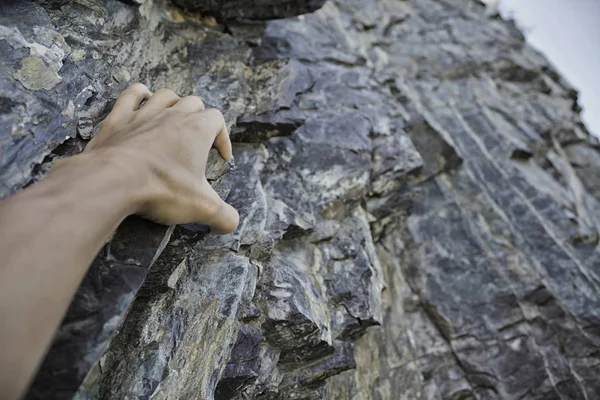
{"left": 127, "top": 82, "right": 149, "bottom": 95}
{"left": 156, "top": 88, "right": 178, "bottom": 98}
{"left": 185, "top": 111, "right": 203, "bottom": 125}
{"left": 183, "top": 108, "right": 227, "bottom": 136}
{"left": 181, "top": 114, "right": 204, "bottom": 133}
{"left": 185, "top": 96, "right": 205, "bottom": 106}
{"left": 203, "top": 108, "right": 225, "bottom": 124}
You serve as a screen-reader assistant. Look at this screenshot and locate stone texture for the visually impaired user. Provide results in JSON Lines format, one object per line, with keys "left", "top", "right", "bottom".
{"left": 0, "top": 0, "right": 599, "bottom": 399}
{"left": 172, "top": 0, "right": 327, "bottom": 20}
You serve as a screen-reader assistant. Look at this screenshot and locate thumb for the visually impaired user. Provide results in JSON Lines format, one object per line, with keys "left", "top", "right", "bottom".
{"left": 197, "top": 181, "right": 239, "bottom": 235}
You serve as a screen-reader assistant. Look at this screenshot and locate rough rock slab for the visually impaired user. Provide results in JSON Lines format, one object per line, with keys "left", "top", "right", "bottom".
{"left": 173, "top": 0, "right": 327, "bottom": 20}
{"left": 0, "top": 0, "right": 599, "bottom": 399}
{"left": 26, "top": 149, "right": 232, "bottom": 400}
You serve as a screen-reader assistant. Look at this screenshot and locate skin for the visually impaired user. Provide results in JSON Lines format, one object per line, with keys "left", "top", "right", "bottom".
{"left": 0, "top": 83, "right": 239, "bottom": 399}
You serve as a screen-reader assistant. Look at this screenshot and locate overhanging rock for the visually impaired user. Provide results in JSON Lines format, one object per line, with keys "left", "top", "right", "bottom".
{"left": 172, "top": 0, "right": 327, "bottom": 20}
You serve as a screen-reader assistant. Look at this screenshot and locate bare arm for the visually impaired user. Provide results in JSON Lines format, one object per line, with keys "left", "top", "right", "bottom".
{"left": 0, "top": 84, "right": 239, "bottom": 399}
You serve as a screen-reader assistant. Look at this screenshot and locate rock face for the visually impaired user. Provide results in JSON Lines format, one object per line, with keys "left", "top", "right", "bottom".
{"left": 0, "top": 0, "right": 599, "bottom": 399}
{"left": 172, "top": 0, "right": 327, "bottom": 20}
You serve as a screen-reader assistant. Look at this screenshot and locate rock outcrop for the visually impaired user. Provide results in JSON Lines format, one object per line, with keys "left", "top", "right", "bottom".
{"left": 0, "top": 0, "right": 599, "bottom": 399}
{"left": 172, "top": 0, "right": 327, "bottom": 20}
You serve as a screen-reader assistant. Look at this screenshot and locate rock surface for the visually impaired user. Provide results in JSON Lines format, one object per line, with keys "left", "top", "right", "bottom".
{"left": 0, "top": 0, "right": 599, "bottom": 399}
{"left": 172, "top": 0, "right": 327, "bottom": 20}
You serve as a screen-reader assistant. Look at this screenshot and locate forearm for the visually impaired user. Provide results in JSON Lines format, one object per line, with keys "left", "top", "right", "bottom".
{"left": 0, "top": 82, "right": 238, "bottom": 399}
{"left": 0, "top": 152, "right": 140, "bottom": 399}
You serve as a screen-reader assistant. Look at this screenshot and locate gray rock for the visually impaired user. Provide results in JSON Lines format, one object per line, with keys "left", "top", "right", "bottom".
{"left": 173, "top": 0, "right": 326, "bottom": 20}
{"left": 0, "top": 0, "right": 598, "bottom": 399}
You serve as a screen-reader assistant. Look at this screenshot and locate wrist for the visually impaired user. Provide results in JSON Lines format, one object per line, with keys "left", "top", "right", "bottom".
{"left": 50, "top": 150, "right": 151, "bottom": 218}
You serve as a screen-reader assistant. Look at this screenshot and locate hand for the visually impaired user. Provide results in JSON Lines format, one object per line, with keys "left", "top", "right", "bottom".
{"left": 82, "top": 83, "right": 239, "bottom": 234}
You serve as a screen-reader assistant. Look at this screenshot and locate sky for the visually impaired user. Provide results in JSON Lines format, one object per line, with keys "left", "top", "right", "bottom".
{"left": 494, "top": 0, "right": 600, "bottom": 137}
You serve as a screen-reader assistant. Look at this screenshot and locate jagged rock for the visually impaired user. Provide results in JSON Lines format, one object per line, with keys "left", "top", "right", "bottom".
{"left": 28, "top": 148, "right": 234, "bottom": 400}
{"left": 173, "top": 0, "right": 327, "bottom": 20}
{"left": 0, "top": 0, "right": 599, "bottom": 399}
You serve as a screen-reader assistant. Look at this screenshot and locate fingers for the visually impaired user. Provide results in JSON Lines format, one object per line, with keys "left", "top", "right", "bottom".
{"left": 214, "top": 123, "right": 233, "bottom": 162}
{"left": 110, "top": 83, "right": 152, "bottom": 118}
{"left": 144, "top": 88, "right": 180, "bottom": 109}
{"left": 194, "top": 109, "right": 233, "bottom": 161}
{"left": 198, "top": 181, "right": 239, "bottom": 235}
{"left": 172, "top": 96, "right": 205, "bottom": 113}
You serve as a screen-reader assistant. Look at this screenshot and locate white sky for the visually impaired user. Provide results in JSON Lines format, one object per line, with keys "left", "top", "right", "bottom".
{"left": 496, "top": 0, "right": 600, "bottom": 137}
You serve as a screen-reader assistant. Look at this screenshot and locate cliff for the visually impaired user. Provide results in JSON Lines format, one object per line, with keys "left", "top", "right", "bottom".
{"left": 1, "top": 0, "right": 599, "bottom": 399}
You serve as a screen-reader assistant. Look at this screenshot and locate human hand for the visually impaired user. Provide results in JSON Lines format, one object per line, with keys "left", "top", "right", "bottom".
{"left": 83, "top": 83, "right": 239, "bottom": 234}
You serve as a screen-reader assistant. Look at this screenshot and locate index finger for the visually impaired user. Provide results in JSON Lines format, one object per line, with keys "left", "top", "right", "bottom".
{"left": 214, "top": 123, "right": 233, "bottom": 162}
{"left": 112, "top": 83, "right": 152, "bottom": 117}
{"left": 195, "top": 109, "right": 233, "bottom": 162}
